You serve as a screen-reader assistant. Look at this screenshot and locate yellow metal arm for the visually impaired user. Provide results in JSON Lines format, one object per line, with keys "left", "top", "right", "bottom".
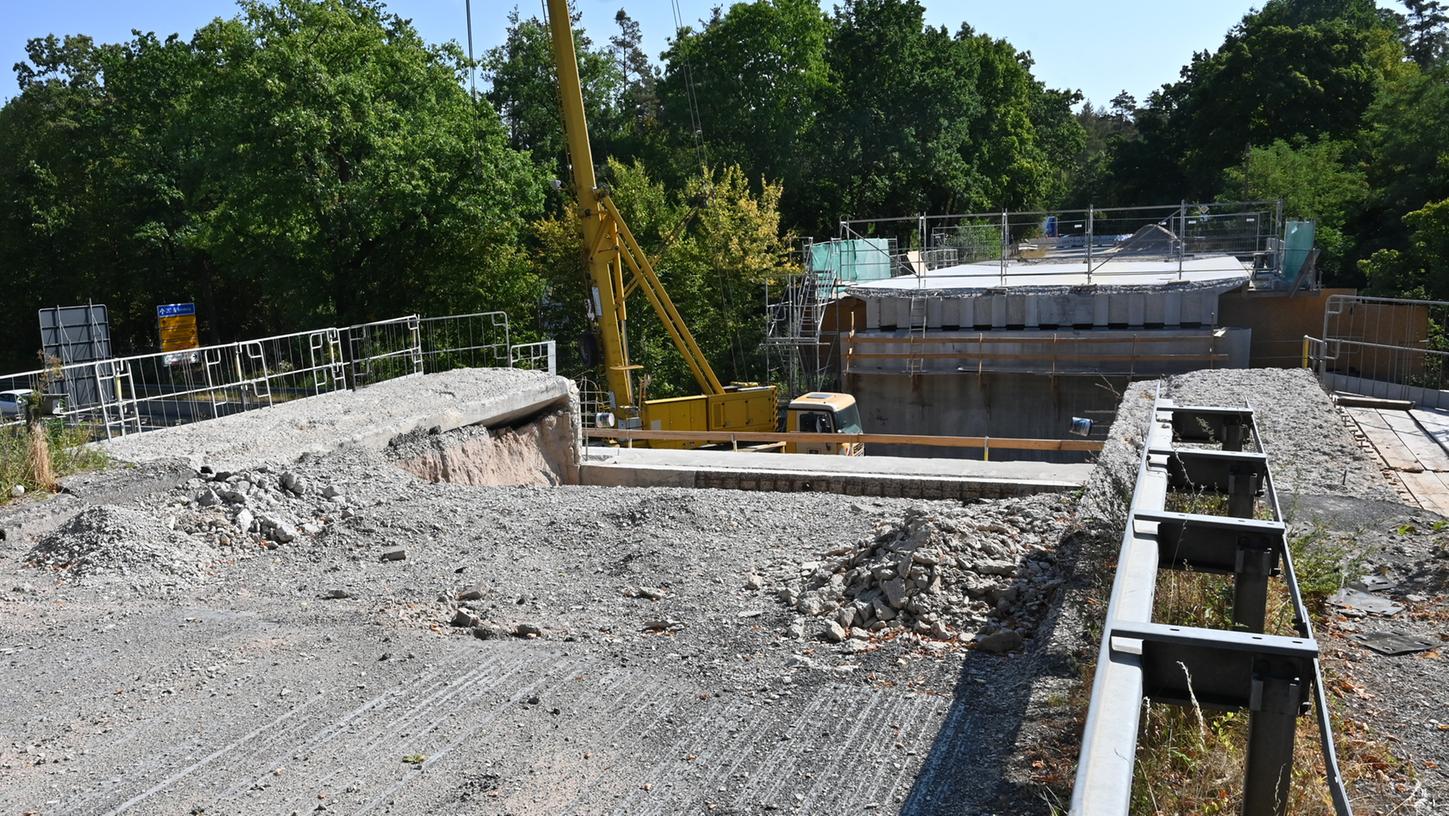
{"left": 601, "top": 195, "right": 725, "bottom": 395}
{"left": 545, "top": 0, "right": 728, "bottom": 409}
{"left": 546, "top": 0, "right": 634, "bottom": 412}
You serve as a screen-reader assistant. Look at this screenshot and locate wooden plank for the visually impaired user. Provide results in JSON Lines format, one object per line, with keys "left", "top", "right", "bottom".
{"left": 1380, "top": 410, "right": 1449, "bottom": 472}
{"left": 1397, "top": 470, "right": 1449, "bottom": 516}
{"left": 1349, "top": 412, "right": 1424, "bottom": 472}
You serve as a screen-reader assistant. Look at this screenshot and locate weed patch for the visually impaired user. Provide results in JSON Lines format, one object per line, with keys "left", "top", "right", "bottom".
{"left": 0, "top": 422, "right": 106, "bottom": 504}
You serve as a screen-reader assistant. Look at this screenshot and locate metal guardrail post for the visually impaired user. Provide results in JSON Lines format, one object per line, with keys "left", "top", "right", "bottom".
{"left": 1243, "top": 668, "right": 1305, "bottom": 816}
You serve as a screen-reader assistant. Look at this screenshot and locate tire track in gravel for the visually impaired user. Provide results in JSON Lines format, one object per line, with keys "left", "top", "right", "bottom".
{"left": 755, "top": 685, "right": 921, "bottom": 811}
{"left": 278, "top": 648, "right": 547, "bottom": 813}
{"left": 212, "top": 663, "right": 453, "bottom": 803}
{"left": 352, "top": 651, "right": 586, "bottom": 814}
{"left": 611, "top": 692, "right": 767, "bottom": 816}
{"left": 92, "top": 695, "right": 330, "bottom": 816}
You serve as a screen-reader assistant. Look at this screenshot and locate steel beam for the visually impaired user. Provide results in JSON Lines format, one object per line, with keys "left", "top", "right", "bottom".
{"left": 1071, "top": 399, "right": 1352, "bottom": 816}
{"left": 1168, "top": 405, "right": 1254, "bottom": 451}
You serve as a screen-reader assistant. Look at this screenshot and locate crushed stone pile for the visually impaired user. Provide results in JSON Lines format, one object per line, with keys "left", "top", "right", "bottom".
{"left": 172, "top": 459, "right": 350, "bottom": 549}
{"left": 784, "top": 495, "right": 1070, "bottom": 653}
{"left": 29, "top": 506, "right": 215, "bottom": 582}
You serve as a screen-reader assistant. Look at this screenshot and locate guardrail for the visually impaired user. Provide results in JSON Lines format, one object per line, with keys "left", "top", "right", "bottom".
{"left": 1070, "top": 395, "right": 1350, "bottom": 816}
{"left": 582, "top": 427, "right": 1102, "bottom": 457}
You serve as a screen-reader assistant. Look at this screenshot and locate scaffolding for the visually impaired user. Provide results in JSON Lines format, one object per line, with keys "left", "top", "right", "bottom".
{"left": 765, "top": 239, "right": 845, "bottom": 398}
{"left": 828, "top": 199, "right": 1291, "bottom": 288}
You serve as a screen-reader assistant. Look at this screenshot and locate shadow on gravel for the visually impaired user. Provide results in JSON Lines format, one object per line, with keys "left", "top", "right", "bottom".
{"left": 898, "top": 530, "right": 1089, "bottom": 815}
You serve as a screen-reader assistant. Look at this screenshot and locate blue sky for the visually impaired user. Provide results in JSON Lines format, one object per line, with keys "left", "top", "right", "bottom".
{"left": 0, "top": 1, "right": 1407, "bottom": 106}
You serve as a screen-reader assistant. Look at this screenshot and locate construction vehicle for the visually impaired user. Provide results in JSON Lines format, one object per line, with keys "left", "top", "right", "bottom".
{"left": 544, "top": 0, "right": 861, "bottom": 454}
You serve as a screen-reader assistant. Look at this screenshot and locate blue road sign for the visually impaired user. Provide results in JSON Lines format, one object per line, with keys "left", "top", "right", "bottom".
{"left": 157, "top": 302, "right": 196, "bottom": 318}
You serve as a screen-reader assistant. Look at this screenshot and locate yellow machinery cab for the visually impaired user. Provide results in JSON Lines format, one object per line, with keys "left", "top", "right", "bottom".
{"left": 785, "top": 392, "right": 864, "bottom": 456}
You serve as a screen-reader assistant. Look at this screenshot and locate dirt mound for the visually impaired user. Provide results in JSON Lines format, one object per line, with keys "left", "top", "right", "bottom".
{"left": 389, "top": 410, "right": 578, "bottom": 487}
{"left": 785, "top": 495, "right": 1071, "bottom": 652}
{"left": 29, "top": 506, "right": 216, "bottom": 583}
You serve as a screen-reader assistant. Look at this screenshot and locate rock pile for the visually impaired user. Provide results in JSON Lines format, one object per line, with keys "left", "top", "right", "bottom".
{"left": 784, "top": 497, "right": 1067, "bottom": 652}
{"left": 29, "top": 506, "right": 215, "bottom": 582}
{"left": 176, "top": 464, "right": 345, "bottom": 548}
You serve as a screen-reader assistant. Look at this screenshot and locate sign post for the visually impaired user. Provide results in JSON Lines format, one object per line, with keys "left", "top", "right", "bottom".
{"left": 157, "top": 302, "right": 199, "bottom": 360}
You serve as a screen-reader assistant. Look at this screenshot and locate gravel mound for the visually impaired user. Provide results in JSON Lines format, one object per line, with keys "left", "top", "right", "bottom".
{"left": 29, "top": 506, "right": 215, "bottom": 582}
{"left": 785, "top": 494, "right": 1072, "bottom": 652}
{"left": 1165, "top": 368, "right": 1393, "bottom": 500}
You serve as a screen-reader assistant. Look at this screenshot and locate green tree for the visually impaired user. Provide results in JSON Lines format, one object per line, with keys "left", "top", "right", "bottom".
{"left": 657, "top": 0, "right": 831, "bottom": 220}
{"left": 1100, "top": 0, "right": 1401, "bottom": 202}
{"left": 1359, "top": 62, "right": 1449, "bottom": 253}
{"left": 0, "top": 0, "right": 548, "bottom": 369}
{"left": 1401, "top": 0, "right": 1449, "bottom": 68}
{"left": 483, "top": 8, "right": 624, "bottom": 188}
{"left": 1222, "top": 138, "right": 1368, "bottom": 282}
{"left": 1360, "top": 198, "right": 1449, "bottom": 296}
{"left": 807, "top": 0, "right": 1080, "bottom": 230}
{"left": 533, "top": 159, "right": 793, "bottom": 396}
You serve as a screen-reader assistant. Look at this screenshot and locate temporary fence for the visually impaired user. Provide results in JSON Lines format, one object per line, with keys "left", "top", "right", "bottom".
{"left": 1070, "top": 394, "right": 1349, "bottom": 816}
{"left": 420, "top": 311, "right": 511, "bottom": 371}
{"left": 1, "top": 311, "right": 556, "bottom": 440}
{"left": 509, "top": 340, "right": 557, "bottom": 374}
{"left": 1306, "top": 294, "right": 1449, "bottom": 408}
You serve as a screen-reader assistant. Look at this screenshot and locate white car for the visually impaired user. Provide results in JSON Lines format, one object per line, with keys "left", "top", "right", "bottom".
{"left": 0, "top": 389, "right": 33, "bottom": 418}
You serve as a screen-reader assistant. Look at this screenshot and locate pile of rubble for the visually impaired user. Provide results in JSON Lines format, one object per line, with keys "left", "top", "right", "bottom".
{"left": 29, "top": 506, "right": 216, "bottom": 583}
{"left": 175, "top": 463, "right": 346, "bottom": 548}
{"left": 26, "top": 462, "right": 356, "bottom": 588}
{"left": 784, "top": 497, "right": 1068, "bottom": 653}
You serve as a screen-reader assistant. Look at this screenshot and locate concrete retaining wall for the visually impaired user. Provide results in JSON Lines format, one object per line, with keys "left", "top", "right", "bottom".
{"left": 582, "top": 461, "right": 1080, "bottom": 500}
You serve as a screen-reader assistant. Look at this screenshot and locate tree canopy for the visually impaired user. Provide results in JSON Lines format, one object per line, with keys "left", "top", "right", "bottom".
{"left": 4, "top": 0, "right": 1449, "bottom": 389}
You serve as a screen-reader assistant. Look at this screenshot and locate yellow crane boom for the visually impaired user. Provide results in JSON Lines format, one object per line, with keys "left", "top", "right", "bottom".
{"left": 544, "top": 0, "right": 725, "bottom": 420}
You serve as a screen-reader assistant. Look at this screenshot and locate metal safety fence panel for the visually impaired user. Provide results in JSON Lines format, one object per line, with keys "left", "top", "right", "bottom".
{"left": 344, "top": 315, "right": 422, "bottom": 389}
{"left": 3, "top": 312, "right": 560, "bottom": 441}
{"left": 1314, "top": 294, "right": 1449, "bottom": 408}
{"left": 419, "top": 311, "right": 511, "bottom": 374}
{"left": 3, "top": 328, "right": 348, "bottom": 438}
{"left": 1070, "top": 395, "right": 1350, "bottom": 816}
{"left": 509, "top": 340, "right": 557, "bottom": 375}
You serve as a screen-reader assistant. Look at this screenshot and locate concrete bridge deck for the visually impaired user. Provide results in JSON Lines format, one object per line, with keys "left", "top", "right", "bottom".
{"left": 581, "top": 446, "right": 1091, "bottom": 499}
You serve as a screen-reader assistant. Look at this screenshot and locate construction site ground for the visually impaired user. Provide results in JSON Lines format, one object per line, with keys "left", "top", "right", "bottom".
{"left": 0, "top": 368, "right": 1444, "bottom": 815}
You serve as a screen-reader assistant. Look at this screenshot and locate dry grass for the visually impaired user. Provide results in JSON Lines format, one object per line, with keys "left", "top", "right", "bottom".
{"left": 26, "top": 423, "right": 55, "bottom": 490}
{"left": 0, "top": 421, "right": 106, "bottom": 504}
{"left": 1128, "top": 491, "right": 1393, "bottom": 815}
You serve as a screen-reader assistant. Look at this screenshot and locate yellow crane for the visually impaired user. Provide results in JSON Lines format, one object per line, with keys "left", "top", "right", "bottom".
{"left": 545, "top": 0, "right": 861, "bottom": 454}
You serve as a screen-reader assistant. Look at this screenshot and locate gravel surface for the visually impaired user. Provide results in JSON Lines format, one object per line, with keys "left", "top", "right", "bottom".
{"left": 1164, "top": 368, "right": 1396, "bottom": 501}
{"left": 0, "top": 431, "right": 1077, "bottom": 815}
{"left": 1287, "top": 495, "right": 1449, "bottom": 812}
{"left": 1, "top": 365, "right": 1432, "bottom": 815}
